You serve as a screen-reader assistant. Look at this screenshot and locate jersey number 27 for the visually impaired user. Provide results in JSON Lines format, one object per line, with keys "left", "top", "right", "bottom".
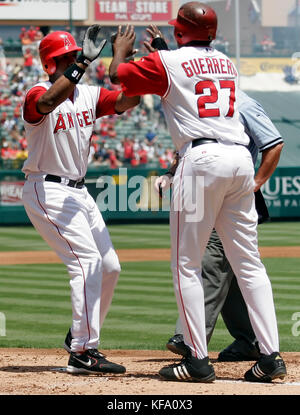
{"left": 196, "top": 80, "right": 235, "bottom": 118}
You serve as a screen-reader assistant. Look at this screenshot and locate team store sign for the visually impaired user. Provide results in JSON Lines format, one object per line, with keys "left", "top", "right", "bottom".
{"left": 94, "top": 0, "right": 172, "bottom": 21}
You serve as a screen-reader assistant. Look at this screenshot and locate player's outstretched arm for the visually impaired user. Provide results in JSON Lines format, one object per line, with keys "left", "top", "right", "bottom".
{"left": 115, "top": 92, "right": 140, "bottom": 113}
{"left": 37, "top": 25, "right": 107, "bottom": 114}
{"left": 109, "top": 25, "right": 137, "bottom": 84}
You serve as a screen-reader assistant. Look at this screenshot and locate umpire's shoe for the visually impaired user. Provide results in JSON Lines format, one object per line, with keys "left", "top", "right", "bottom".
{"left": 166, "top": 334, "right": 190, "bottom": 357}
{"left": 244, "top": 352, "right": 287, "bottom": 383}
{"left": 67, "top": 349, "right": 126, "bottom": 375}
{"left": 159, "top": 355, "right": 215, "bottom": 383}
{"left": 218, "top": 339, "right": 261, "bottom": 362}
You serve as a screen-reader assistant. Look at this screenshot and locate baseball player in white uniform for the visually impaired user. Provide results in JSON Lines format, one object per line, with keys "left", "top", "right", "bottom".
{"left": 109, "top": 2, "right": 287, "bottom": 383}
{"left": 22, "top": 26, "right": 139, "bottom": 375}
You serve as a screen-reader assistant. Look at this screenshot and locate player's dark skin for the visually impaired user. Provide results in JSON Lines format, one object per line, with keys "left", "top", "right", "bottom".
{"left": 37, "top": 50, "right": 139, "bottom": 115}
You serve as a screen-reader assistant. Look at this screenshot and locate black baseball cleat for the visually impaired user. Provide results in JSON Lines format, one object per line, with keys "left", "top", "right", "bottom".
{"left": 67, "top": 349, "right": 126, "bottom": 375}
{"left": 63, "top": 328, "right": 72, "bottom": 353}
{"left": 159, "top": 355, "right": 216, "bottom": 383}
{"left": 166, "top": 334, "right": 190, "bottom": 357}
{"left": 244, "top": 352, "right": 287, "bottom": 383}
{"left": 218, "top": 339, "right": 261, "bottom": 362}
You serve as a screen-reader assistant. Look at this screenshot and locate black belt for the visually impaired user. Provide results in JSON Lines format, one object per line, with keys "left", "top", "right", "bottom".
{"left": 192, "top": 138, "right": 246, "bottom": 147}
{"left": 45, "top": 174, "right": 85, "bottom": 189}
{"left": 192, "top": 138, "right": 218, "bottom": 147}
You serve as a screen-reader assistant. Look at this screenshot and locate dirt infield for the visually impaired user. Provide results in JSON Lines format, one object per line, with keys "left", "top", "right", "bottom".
{"left": 1, "top": 246, "right": 300, "bottom": 265}
{"left": 0, "top": 349, "right": 299, "bottom": 396}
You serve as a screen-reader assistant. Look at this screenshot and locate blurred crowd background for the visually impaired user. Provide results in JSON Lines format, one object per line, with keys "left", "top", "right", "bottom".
{"left": 0, "top": 25, "right": 183, "bottom": 171}
{"left": 1, "top": 0, "right": 300, "bottom": 171}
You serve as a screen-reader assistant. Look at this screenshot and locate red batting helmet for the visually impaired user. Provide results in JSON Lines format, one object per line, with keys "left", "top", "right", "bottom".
{"left": 168, "top": 2, "right": 217, "bottom": 46}
{"left": 39, "top": 31, "right": 82, "bottom": 75}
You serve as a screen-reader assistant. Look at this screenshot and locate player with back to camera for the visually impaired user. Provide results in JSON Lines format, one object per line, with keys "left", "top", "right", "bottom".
{"left": 109, "top": 2, "right": 287, "bottom": 383}
{"left": 22, "top": 26, "right": 139, "bottom": 375}
{"left": 144, "top": 25, "right": 284, "bottom": 363}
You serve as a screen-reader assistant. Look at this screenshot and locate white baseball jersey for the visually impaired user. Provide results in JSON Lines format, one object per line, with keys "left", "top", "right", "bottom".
{"left": 118, "top": 46, "right": 280, "bottom": 362}
{"left": 158, "top": 47, "right": 249, "bottom": 150}
{"left": 22, "top": 82, "right": 99, "bottom": 180}
{"left": 22, "top": 81, "right": 122, "bottom": 353}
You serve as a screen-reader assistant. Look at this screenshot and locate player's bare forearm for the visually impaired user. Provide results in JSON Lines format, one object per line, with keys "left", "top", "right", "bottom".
{"left": 37, "top": 62, "right": 87, "bottom": 114}
{"left": 254, "top": 142, "right": 284, "bottom": 191}
{"left": 115, "top": 92, "right": 140, "bottom": 113}
{"left": 109, "top": 25, "right": 136, "bottom": 84}
{"left": 109, "top": 52, "right": 127, "bottom": 84}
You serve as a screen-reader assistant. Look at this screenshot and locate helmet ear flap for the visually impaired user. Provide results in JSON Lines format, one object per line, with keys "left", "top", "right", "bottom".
{"left": 43, "top": 57, "right": 56, "bottom": 75}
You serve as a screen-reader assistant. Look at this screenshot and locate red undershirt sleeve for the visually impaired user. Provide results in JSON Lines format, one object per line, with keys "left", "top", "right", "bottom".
{"left": 96, "top": 89, "right": 121, "bottom": 118}
{"left": 23, "top": 86, "right": 47, "bottom": 124}
{"left": 117, "top": 52, "right": 168, "bottom": 97}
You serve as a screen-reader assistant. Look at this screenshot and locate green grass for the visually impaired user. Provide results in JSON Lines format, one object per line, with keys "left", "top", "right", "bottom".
{"left": 0, "top": 221, "right": 300, "bottom": 251}
{"left": 0, "top": 258, "right": 299, "bottom": 351}
{"left": 0, "top": 222, "right": 299, "bottom": 351}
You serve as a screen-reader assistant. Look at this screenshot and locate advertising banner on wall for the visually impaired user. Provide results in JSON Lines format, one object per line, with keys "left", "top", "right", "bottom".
{"left": 0, "top": 181, "right": 24, "bottom": 206}
{"left": 94, "top": 0, "right": 173, "bottom": 22}
{"left": 0, "top": 0, "right": 87, "bottom": 21}
{"left": 261, "top": 168, "right": 300, "bottom": 218}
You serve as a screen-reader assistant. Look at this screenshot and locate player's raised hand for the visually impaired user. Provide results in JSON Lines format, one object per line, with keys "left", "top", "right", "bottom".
{"left": 111, "top": 25, "right": 138, "bottom": 58}
{"left": 78, "top": 25, "right": 107, "bottom": 65}
{"left": 144, "top": 24, "right": 169, "bottom": 52}
{"left": 146, "top": 24, "right": 164, "bottom": 40}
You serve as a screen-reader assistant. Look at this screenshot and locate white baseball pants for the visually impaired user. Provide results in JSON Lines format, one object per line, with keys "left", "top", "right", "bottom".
{"left": 170, "top": 142, "right": 279, "bottom": 359}
{"left": 22, "top": 175, "right": 121, "bottom": 352}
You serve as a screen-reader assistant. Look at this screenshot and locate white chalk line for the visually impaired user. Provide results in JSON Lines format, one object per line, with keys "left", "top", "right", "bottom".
{"left": 216, "top": 379, "right": 300, "bottom": 386}
{"left": 50, "top": 368, "right": 300, "bottom": 386}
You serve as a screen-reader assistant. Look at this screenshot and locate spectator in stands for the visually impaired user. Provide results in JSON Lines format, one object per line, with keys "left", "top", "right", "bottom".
{"left": 107, "top": 119, "right": 117, "bottom": 139}
{"left": 16, "top": 145, "right": 28, "bottom": 161}
{"left": 108, "top": 149, "right": 123, "bottom": 168}
{"left": 145, "top": 129, "right": 157, "bottom": 146}
{"left": 122, "top": 136, "right": 134, "bottom": 164}
{"left": 13, "top": 103, "right": 22, "bottom": 126}
{"left": 23, "top": 48, "right": 34, "bottom": 74}
{"left": 99, "top": 117, "right": 110, "bottom": 138}
{"left": 20, "top": 27, "right": 33, "bottom": 55}
{"left": 19, "top": 28, "right": 29, "bottom": 45}
{"left": 3, "top": 113, "right": 16, "bottom": 132}
{"left": 158, "top": 149, "right": 173, "bottom": 169}
{"left": 93, "top": 142, "right": 110, "bottom": 165}
{"left": 19, "top": 132, "right": 28, "bottom": 151}
{"left": 155, "top": 142, "right": 165, "bottom": 159}
{"left": 27, "top": 26, "right": 37, "bottom": 43}
{"left": 96, "top": 60, "right": 107, "bottom": 85}
{"left": 1, "top": 141, "right": 13, "bottom": 159}
{"left": 138, "top": 143, "right": 148, "bottom": 165}
{"left": 90, "top": 130, "right": 101, "bottom": 152}
{"left": 0, "top": 93, "right": 11, "bottom": 106}
{"left": 10, "top": 124, "right": 22, "bottom": 143}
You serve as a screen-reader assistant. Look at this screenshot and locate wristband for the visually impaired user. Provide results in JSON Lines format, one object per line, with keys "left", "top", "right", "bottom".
{"left": 151, "top": 37, "right": 169, "bottom": 51}
{"left": 64, "top": 63, "right": 85, "bottom": 84}
{"left": 76, "top": 53, "right": 92, "bottom": 66}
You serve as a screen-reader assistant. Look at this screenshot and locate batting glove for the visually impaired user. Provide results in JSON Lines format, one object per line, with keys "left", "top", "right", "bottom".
{"left": 77, "top": 25, "right": 107, "bottom": 66}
